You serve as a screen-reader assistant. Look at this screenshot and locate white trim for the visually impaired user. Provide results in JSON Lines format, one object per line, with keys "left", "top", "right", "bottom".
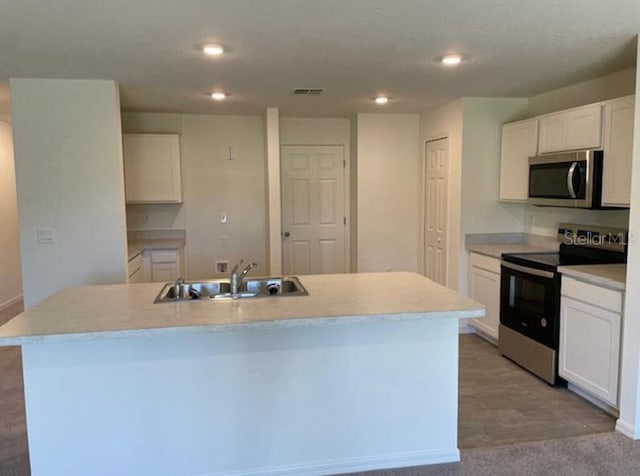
{"left": 458, "top": 322, "right": 475, "bottom": 334}
{"left": 615, "top": 418, "right": 638, "bottom": 439}
{"left": 204, "top": 448, "right": 460, "bottom": 476}
{"left": 265, "top": 108, "right": 282, "bottom": 275}
{"left": 0, "top": 294, "right": 23, "bottom": 313}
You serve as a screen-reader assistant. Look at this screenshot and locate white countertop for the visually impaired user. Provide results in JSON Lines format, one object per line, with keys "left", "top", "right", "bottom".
{"left": 559, "top": 264, "right": 627, "bottom": 291}
{"left": 0, "top": 272, "right": 485, "bottom": 346}
{"left": 466, "top": 243, "right": 557, "bottom": 259}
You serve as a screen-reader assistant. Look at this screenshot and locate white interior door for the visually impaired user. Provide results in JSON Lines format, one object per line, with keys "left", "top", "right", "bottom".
{"left": 281, "top": 146, "right": 346, "bottom": 275}
{"left": 423, "top": 138, "right": 449, "bottom": 286}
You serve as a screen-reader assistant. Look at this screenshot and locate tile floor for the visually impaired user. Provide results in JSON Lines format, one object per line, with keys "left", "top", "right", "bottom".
{"left": 458, "top": 333, "right": 614, "bottom": 448}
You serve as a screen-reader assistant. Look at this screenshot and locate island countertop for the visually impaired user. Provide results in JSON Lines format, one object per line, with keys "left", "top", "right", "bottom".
{"left": 0, "top": 272, "right": 484, "bottom": 345}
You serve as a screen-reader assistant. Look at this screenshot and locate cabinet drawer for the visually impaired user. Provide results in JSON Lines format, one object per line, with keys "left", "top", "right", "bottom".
{"left": 150, "top": 249, "right": 179, "bottom": 263}
{"left": 128, "top": 253, "right": 143, "bottom": 277}
{"left": 562, "top": 276, "right": 622, "bottom": 313}
{"left": 469, "top": 252, "right": 501, "bottom": 274}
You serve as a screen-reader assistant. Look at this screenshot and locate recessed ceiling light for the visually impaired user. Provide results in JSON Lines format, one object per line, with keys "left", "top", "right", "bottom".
{"left": 203, "top": 44, "right": 224, "bottom": 56}
{"left": 441, "top": 54, "right": 463, "bottom": 66}
{"left": 374, "top": 96, "right": 389, "bottom": 105}
{"left": 211, "top": 92, "right": 226, "bottom": 101}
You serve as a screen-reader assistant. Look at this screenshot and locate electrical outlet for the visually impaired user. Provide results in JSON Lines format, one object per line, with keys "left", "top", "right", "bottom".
{"left": 216, "top": 261, "right": 229, "bottom": 273}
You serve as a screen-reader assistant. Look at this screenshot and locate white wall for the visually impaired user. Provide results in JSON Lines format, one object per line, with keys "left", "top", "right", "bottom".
{"left": 356, "top": 114, "right": 420, "bottom": 272}
{"left": 617, "top": 39, "right": 640, "bottom": 439}
{"left": 0, "top": 121, "right": 22, "bottom": 309}
{"left": 10, "top": 79, "right": 128, "bottom": 308}
{"left": 181, "top": 115, "right": 267, "bottom": 279}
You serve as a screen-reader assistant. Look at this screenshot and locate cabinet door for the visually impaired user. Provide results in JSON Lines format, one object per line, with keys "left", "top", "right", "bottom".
{"left": 564, "top": 104, "right": 603, "bottom": 150}
{"left": 538, "top": 104, "right": 603, "bottom": 153}
{"left": 559, "top": 296, "right": 621, "bottom": 406}
{"left": 123, "top": 134, "right": 182, "bottom": 203}
{"left": 151, "top": 262, "right": 180, "bottom": 283}
{"left": 538, "top": 115, "right": 566, "bottom": 154}
{"left": 499, "top": 119, "right": 538, "bottom": 201}
{"left": 602, "top": 96, "right": 635, "bottom": 207}
{"left": 469, "top": 258, "right": 501, "bottom": 343}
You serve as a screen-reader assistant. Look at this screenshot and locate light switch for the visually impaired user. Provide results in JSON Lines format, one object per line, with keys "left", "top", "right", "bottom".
{"left": 37, "top": 227, "right": 56, "bottom": 244}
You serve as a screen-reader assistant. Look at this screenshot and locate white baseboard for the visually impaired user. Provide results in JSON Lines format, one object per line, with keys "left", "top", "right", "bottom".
{"left": 616, "top": 419, "right": 638, "bottom": 439}
{"left": 458, "top": 323, "right": 474, "bottom": 334}
{"left": 206, "top": 448, "right": 460, "bottom": 476}
{"left": 0, "top": 294, "right": 23, "bottom": 313}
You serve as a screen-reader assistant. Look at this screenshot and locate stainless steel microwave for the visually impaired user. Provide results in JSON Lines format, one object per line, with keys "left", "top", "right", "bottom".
{"left": 528, "top": 150, "right": 604, "bottom": 209}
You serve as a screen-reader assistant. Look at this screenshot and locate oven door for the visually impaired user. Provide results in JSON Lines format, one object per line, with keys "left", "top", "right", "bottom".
{"left": 500, "top": 261, "right": 560, "bottom": 349}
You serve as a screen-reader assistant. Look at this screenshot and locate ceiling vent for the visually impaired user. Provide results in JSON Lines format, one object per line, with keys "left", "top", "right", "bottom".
{"left": 293, "top": 88, "right": 325, "bottom": 96}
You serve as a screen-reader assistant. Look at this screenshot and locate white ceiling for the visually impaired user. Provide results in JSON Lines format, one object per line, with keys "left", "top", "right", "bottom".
{"left": 0, "top": 0, "right": 638, "bottom": 117}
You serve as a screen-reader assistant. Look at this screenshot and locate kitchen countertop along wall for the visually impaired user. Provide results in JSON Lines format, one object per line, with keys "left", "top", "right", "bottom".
{"left": 465, "top": 232, "right": 559, "bottom": 259}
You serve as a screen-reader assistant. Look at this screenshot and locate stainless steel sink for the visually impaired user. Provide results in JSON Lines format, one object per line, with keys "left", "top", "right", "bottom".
{"left": 154, "top": 276, "right": 308, "bottom": 303}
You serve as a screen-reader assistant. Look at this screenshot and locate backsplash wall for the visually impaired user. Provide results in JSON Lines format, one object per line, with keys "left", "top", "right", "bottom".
{"left": 524, "top": 206, "right": 630, "bottom": 236}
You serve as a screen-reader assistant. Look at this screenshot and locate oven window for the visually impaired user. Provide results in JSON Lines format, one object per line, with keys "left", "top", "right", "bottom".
{"left": 508, "top": 275, "right": 546, "bottom": 315}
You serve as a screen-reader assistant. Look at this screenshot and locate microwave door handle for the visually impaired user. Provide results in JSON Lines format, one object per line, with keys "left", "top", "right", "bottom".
{"left": 567, "top": 162, "right": 578, "bottom": 199}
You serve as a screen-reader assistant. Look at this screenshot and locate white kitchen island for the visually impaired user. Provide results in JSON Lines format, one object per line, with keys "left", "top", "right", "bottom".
{"left": 0, "top": 272, "right": 484, "bottom": 476}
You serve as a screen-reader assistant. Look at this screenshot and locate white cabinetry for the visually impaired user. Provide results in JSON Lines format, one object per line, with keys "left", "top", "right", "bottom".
{"left": 560, "top": 276, "right": 623, "bottom": 407}
{"left": 468, "top": 253, "right": 501, "bottom": 343}
{"left": 149, "top": 248, "right": 182, "bottom": 283}
{"left": 602, "top": 95, "right": 635, "bottom": 207}
{"left": 123, "top": 134, "right": 182, "bottom": 204}
{"left": 538, "top": 104, "right": 603, "bottom": 153}
{"left": 499, "top": 119, "right": 538, "bottom": 201}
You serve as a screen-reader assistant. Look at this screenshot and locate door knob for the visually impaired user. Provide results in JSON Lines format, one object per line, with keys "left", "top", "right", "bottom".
{"left": 284, "top": 231, "right": 290, "bottom": 237}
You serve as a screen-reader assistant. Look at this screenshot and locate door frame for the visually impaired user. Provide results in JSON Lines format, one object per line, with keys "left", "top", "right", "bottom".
{"left": 419, "top": 136, "right": 452, "bottom": 287}
{"left": 279, "top": 144, "right": 351, "bottom": 274}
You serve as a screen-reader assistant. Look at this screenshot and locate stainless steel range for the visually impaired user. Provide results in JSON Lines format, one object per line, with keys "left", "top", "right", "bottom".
{"left": 499, "top": 223, "right": 627, "bottom": 385}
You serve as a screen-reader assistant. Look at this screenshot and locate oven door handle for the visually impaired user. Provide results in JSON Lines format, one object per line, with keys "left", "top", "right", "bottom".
{"left": 567, "top": 162, "right": 578, "bottom": 199}
{"left": 501, "top": 261, "right": 555, "bottom": 279}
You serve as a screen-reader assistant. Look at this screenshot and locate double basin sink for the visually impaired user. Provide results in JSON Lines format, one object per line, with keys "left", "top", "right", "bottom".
{"left": 155, "top": 276, "right": 308, "bottom": 303}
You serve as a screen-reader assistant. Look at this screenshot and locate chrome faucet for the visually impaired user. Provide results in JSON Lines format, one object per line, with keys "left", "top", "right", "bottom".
{"left": 229, "top": 260, "right": 257, "bottom": 295}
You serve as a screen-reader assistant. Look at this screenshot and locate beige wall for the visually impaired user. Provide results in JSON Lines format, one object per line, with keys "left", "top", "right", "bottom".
{"left": 617, "top": 39, "right": 640, "bottom": 439}
{"left": 122, "top": 112, "right": 268, "bottom": 279}
{"left": 0, "top": 121, "right": 22, "bottom": 309}
{"left": 181, "top": 115, "right": 267, "bottom": 279}
{"left": 356, "top": 113, "right": 420, "bottom": 272}
{"left": 419, "top": 100, "right": 464, "bottom": 290}
{"left": 280, "top": 117, "right": 350, "bottom": 145}
{"left": 419, "top": 98, "right": 529, "bottom": 292}
{"left": 10, "top": 79, "right": 128, "bottom": 308}
{"left": 529, "top": 68, "right": 636, "bottom": 116}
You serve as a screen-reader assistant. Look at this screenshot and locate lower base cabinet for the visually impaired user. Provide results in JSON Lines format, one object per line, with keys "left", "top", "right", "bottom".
{"left": 148, "top": 248, "right": 183, "bottom": 282}
{"left": 559, "top": 276, "right": 623, "bottom": 407}
{"left": 468, "top": 253, "right": 501, "bottom": 343}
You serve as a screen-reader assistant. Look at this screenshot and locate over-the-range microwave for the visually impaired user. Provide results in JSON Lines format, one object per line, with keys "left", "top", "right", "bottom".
{"left": 528, "top": 150, "right": 606, "bottom": 209}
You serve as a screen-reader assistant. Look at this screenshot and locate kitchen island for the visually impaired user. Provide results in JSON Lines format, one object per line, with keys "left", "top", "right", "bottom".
{"left": 0, "top": 272, "right": 484, "bottom": 476}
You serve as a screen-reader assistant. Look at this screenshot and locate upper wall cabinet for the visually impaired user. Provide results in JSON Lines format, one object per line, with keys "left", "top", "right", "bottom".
{"left": 601, "top": 95, "right": 635, "bottom": 208}
{"left": 123, "top": 134, "right": 182, "bottom": 204}
{"left": 538, "top": 103, "right": 603, "bottom": 154}
{"left": 499, "top": 118, "right": 538, "bottom": 202}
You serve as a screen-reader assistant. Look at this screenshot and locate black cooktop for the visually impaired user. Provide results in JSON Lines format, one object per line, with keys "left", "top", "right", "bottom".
{"left": 503, "top": 243, "right": 627, "bottom": 272}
